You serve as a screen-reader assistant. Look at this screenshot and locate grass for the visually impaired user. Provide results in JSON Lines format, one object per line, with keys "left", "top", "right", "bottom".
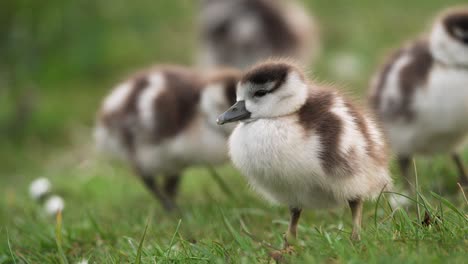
{"left": 1, "top": 0, "right": 468, "bottom": 263}
{"left": 2, "top": 146, "right": 467, "bottom": 263}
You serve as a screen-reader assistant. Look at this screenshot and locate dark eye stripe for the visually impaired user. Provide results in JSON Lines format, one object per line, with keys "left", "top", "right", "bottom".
{"left": 254, "top": 90, "right": 268, "bottom": 97}
{"left": 443, "top": 13, "right": 468, "bottom": 44}
{"left": 242, "top": 64, "right": 289, "bottom": 85}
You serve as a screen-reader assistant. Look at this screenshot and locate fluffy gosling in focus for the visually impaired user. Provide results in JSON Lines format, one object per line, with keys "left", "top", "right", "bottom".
{"left": 218, "top": 61, "right": 392, "bottom": 243}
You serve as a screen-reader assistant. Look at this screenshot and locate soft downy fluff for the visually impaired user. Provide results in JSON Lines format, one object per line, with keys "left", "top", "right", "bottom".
{"left": 218, "top": 60, "right": 392, "bottom": 244}
{"left": 197, "top": 0, "right": 319, "bottom": 69}
{"left": 369, "top": 6, "right": 468, "bottom": 193}
{"left": 95, "top": 65, "right": 241, "bottom": 210}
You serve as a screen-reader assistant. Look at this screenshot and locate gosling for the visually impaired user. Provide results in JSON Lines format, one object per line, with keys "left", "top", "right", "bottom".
{"left": 95, "top": 65, "right": 241, "bottom": 211}
{"left": 369, "top": 6, "right": 468, "bottom": 192}
{"left": 198, "top": 0, "right": 319, "bottom": 69}
{"left": 218, "top": 61, "right": 392, "bottom": 242}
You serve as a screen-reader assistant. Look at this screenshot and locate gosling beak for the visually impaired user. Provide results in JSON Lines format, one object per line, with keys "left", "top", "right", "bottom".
{"left": 217, "top": 100, "right": 251, "bottom": 125}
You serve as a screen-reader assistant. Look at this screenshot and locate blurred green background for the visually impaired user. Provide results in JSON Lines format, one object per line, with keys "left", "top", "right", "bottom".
{"left": 1, "top": 1, "right": 467, "bottom": 263}
{"left": 0, "top": 0, "right": 465, "bottom": 173}
{"left": 0, "top": 1, "right": 197, "bottom": 173}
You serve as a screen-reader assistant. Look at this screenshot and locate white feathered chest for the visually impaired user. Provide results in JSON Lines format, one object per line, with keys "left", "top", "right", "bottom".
{"left": 229, "top": 117, "right": 339, "bottom": 208}
{"left": 416, "top": 65, "right": 468, "bottom": 130}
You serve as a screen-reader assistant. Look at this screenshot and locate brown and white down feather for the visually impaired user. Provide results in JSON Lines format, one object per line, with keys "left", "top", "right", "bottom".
{"left": 95, "top": 66, "right": 240, "bottom": 179}
{"left": 225, "top": 61, "right": 391, "bottom": 209}
{"left": 198, "top": 0, "right": 319, "bottom": 69}
{"left": 369, "top": 7, "right": 468, "bottom": 157}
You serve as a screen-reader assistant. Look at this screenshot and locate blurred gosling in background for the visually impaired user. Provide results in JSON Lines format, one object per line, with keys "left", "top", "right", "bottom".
{"left": 369, "top": 6, "right": 468, "bottom": 193}
{"left": 197, "top": 0, "right": 319, "bottom": 69}
{"left": 218, "top": 61, "right": 392, "bottom": 244}
{"left": 95, "top": 65, "right": 241, "bottom": 211}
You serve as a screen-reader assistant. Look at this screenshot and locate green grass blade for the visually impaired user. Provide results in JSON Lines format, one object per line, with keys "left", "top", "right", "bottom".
{"left": 397, "top": 209, "right": 416, "bottom": 235}
{"left": 430, "top": 192, "right": 468, "bottom": 221}
{"left": 55, "top": 211, "right": 69, "bottom": 264}
{"left": 413, "top": 159, "right": 421, "bottom": 223}
{"left": 135, "top": 217, "right": 150, "bottom": 264}
{"left": 86, "top": 210, "right": 109, "bottom": 240}
{"left": 221, "top": 211, "right": 250, "bottom": 251}
{"left": 374, "top": 187, "right": 386, "bottom": 228}
{"left": 166, "top": 219, "right": 182, "bottom": 258}
{"left": 206, "top": 166, "right": 237, "bottom": 201}
{"left": 383, "top": 191, "right": 423, "bottom": 207}
{"left": 6, "top": 228, "right": 17, "bottom": 264}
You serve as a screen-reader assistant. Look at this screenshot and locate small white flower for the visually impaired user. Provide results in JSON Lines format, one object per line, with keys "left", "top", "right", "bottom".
{"left": 29, "top": 178, "right": 51, "bottom": 200}
{"left": 44, "top": 195, "right": 65, "bottom": 215}
{"left": 76, "top": 260, "right": 89, "bottom": 264}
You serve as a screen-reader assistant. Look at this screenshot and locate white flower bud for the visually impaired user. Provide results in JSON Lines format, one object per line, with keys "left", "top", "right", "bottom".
{"left": 29, "top": 178, "right": 51, "bottom": 200}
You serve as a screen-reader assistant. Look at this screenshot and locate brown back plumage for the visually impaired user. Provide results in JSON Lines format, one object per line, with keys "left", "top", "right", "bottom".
{"left": 299, "top": 87, "right": 388, "bottom": 176}
{"left": 297, "top": 90, "right": 353, "bottom": 175}
{"left": 371, "top": 39, "right": 434, "bottom": 121}
{"left": 99, "top": 66, "right": 204, "bottom": 151}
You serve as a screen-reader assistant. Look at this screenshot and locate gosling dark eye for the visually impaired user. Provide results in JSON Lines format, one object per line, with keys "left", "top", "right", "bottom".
{"left": 212, "top": 21, "right": 229, "bottom": 38}
{"left": 253, "top": 90, "right": 268, "bottom": 97}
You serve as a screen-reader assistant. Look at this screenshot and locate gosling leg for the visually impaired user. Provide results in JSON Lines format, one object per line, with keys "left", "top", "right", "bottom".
{"left": 349, "top": 199, "right": 363, "bottom": 241}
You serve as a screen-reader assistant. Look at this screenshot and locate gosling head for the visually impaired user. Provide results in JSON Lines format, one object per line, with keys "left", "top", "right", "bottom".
{"left": 200, "top": 0, "right": 263, "bottom": 49}
{"left": 430, "top": 6, "right": 468, "bottom": 66}
{"left": 217, "top": 61, "right": 308, "bottom": 125}
{"left": 199, "top": 0, "right": 296, "bottom": 69}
